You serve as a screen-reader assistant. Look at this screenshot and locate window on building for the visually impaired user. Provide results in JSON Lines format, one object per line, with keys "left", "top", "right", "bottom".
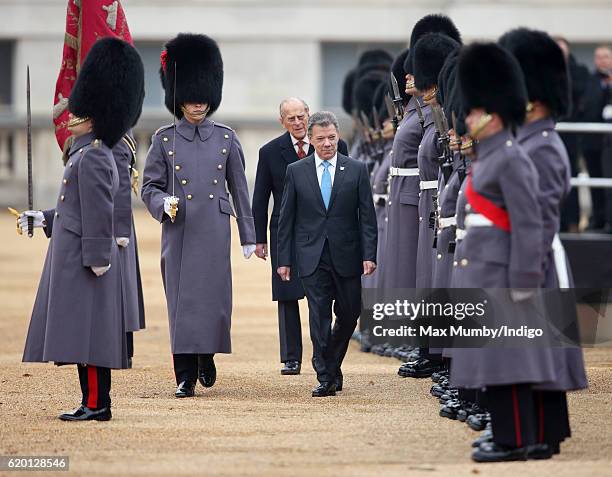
{"left": 321, "top": 42, "right": 405, "bottom": 114}
{"left": 134, "top": 41, "right": 165, "bottom": 111}
{"left": 0, "top": 41, "right": 14, "bottom": 111}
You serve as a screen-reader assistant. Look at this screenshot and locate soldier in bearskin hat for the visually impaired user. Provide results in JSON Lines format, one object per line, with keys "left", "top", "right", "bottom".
{"left": 498, "top": 27, "right": 588, "bottom": 459}
{"left": 141, "top": 33, "right": 256, "bottom": 398}
{"left": 19, "top": 37, "right": 144, "bottom": 421}
{"left": 450, "top": 42, "right": 560, "bottom": 462}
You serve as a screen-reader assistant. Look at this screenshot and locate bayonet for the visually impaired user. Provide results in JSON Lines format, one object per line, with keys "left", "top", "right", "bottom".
{"left": 372, "top": 106, "right": 386, "bottom": 163}
{"left": 384, "top": 94, "right": 398, "bottom": 131}
{"left": 414, "top": 97, "right": 425, "bottom": 130}
{"left": 390, "top": 73, "right": 405, "bottom": 121}
{"left": 26, "top": 66, "right": 33, "bottom": 237}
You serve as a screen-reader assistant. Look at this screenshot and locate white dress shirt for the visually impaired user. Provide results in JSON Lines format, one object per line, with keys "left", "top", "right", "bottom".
{"left": 290, "top": 134, "right": 310, "bottom": 156}
{"left": 314, "top": 153, "right": 337, "bottom": 187}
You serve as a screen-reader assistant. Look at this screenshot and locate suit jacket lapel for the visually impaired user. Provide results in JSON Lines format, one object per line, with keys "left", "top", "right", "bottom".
{"left": 280, "top": 131, "right": 299, "bottom": 164}
{"left": 304, "top": 155, "right": 326, "bottom": 212}
{"left": 328, "top": 154, "right": 347, "bottom": 211}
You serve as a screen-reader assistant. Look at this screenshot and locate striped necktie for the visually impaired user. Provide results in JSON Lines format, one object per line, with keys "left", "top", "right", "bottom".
{"left": 296, "top": 140, "right": 307, "bottom": 159}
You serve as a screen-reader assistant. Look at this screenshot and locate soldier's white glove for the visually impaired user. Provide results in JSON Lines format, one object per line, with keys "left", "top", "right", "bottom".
{"left": 116, "top": 237, "right": 130, "bottom": 247}
{"left": 91, "top": 264, "right": 111, "bottom": 277}
{"left": 18, "top": 210, "right": 45, "bottom": 234}
{"left": 163, "top": 196, "right": 179, "bottom": 219}
{"left": 510, "top": 289, "right": 535, "bottom": 303}
{"left": 243, "top": 244, "right": 256, "bottom": 259}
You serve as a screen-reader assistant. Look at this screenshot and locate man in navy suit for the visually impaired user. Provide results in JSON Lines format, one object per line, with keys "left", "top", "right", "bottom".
{"left": 277, "top": 111, "right": 377, "bottom": 397}
{"left": 252, "top": 98, "right": 348, "bottom": 376}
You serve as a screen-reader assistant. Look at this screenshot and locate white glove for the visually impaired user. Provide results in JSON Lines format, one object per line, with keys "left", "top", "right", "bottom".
{"left": 510, "top": 289, "right": 535, "bottom": 303}
{"left": 91, "top": 264, "right": 111, "bottom": 277}
{"left": 116, "top": 237, "right": 130, "bottom": 247}
{"left": 243, "top": 244, "right": 256, "bottom": 259}
{"left": 163, "top": 196, "right": 179, "bottom": 219}
{"left": 18, "top": 210, "right": 45, "bottom": 234}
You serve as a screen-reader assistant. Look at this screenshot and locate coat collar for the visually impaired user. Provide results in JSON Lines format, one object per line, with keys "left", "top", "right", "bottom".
{"left": 176, "top": 117, "right": 215, "bottom": 142}
{"left": 303, "top": 153, "right": 349, "bottom": 212}
{"left": 69, "top": 132, "right": 97, "bottom": 156}
{"left": 475, "top": 129, "right": 514, "bottom": 160}
{"left": 516, "top": 118, "right": 556, "bottom": 143}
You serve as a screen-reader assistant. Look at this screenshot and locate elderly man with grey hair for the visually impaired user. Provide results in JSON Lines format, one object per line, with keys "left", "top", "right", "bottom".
{"left": 252, "top": 99, "right": 348, "bottom": 376}
{"left": 277, "top": 110, "right": 377, "bottom": 397}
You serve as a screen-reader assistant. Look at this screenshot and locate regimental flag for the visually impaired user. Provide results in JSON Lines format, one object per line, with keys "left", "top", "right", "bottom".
{"left": 53, "top": 0, "right": 133, "bottom": 151}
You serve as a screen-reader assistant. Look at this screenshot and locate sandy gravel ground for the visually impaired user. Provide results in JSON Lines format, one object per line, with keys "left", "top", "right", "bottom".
{"left": 0, "top": 210, "right": 611, "bottom": 477}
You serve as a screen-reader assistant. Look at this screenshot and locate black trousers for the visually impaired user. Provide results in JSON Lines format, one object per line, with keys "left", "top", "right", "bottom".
{"left": 301, "top": 241, "right": 361, "bottom": 383}
{"left": 173, "top": 353, "right": 214, "bottom": 385}
{"left": 278, "top": 300, "right": 303, "bottom": 363}
{"left": 77, "top": 364, "right": 111, "bottom": 409}
{"left": 487, "top": 384, "right": 570, "bottom": 448}
{"left": 559, "top": 133, "right": 580, "bottom": 230}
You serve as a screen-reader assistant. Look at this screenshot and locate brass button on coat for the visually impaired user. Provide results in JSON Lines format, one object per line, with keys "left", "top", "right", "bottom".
{"left": 217, "top": 164, "right": 223, "bottom": 170}
{"left": 163, "top": 137, "right": 169, "bottom": 142}
{"left": 209, "top": 194, "right": 214, "bottom": 199}
{"left": 187, "top": 194, "right": 193, "bottom": 200}
{"left": 181, "top": 179, "right": 187, "bottom": 185}
{"left": 60, "top": 195, "right": 65, "bottom": 201}
{"left": 460, "top": 258, "right": 469, "bottom": 267}
{"left": 213, "top": 179, "right": 218, "bottom": 185}
{"left": 63, "top": 179, "right": 67, "bottom": 184}
{"left": 168, "top": 150, "right": 174, "bottom": 156}
{"left": 175, "top": 165, "right": 181, "bottom": 171}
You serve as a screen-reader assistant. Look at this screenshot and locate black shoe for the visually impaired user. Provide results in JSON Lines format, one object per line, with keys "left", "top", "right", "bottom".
{"left": 439, "top": 399, "right": 462, "bottom": 420}
{"left": 527, "top": 443, "right": 555, "bottom": 460}
{"left": 472, "top": 442, "right": 528, "bottom": 463}
{"left": 198, "top": 355, "right": 216, "bottom": 388}
{"left": 312, "top": 382, "right": 337, "bottom": 397}
{"left": 59, "top": 405, "right": 112, "bottom": 421}
{"left": 335, "top": 370, "right": 343, "bottom": 392}
{"left": 472, "top": 430, "right": 493, "bottom": 448}
{"left": 281, "top": 360, "right": 301, "bottom": 375}
{"left": 398, "top": 358, "right": 444, "bottom": 378}
{"left": 467, "top": 412, "right": 490, "bottom": 432}
{"left": 175, "top": 380, "right": 196, "bottom": 398}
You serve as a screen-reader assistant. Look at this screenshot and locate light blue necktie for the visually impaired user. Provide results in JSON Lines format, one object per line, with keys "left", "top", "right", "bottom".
{"left": 320, "top": 160, "right": 332, "bottom": 209}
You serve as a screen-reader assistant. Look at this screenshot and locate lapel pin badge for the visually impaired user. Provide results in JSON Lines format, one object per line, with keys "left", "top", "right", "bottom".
{"left": 340, "top": 166, "right": 345, "bottom": 171}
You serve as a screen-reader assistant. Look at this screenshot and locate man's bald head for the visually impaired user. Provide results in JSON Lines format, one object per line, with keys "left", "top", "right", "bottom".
{"left": 279, "top": 97, "right": 310, "bottom": 140}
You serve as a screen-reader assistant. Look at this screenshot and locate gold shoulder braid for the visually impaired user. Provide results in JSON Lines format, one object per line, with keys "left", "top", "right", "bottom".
{"left": 122, "top": 135, "right": 139, "bottom": 195}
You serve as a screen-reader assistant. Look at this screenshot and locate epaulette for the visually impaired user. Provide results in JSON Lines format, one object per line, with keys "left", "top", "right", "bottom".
{"left": 155, "top": 124, "right": 174, "bottom": 136}
{"left": 121, "top": 134, "right": 137, "bottom": 155}
{"left": 213, "top": 122, "right": 234, "bottom": 133}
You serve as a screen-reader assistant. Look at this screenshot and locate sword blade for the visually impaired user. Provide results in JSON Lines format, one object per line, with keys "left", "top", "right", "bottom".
{"left": 414, "top": 98, "right": 425, "bottom": 125}
{"left": 26, "top": 65, "right": 33, "bottom": 237}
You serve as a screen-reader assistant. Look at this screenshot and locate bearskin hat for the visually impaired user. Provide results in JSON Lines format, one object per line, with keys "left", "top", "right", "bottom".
{"left": 160, "top": 33, "right": 223, "bottom": 119}
{"left": 69, "top": 38, "right": 144, "bottom": 147}
{"left": 499, "top": 27, "right": 570, "bottom": 119}
{"left": 342, "top": 69, "right": 356, "bottom": 114}
{"left": 458, "top": 42, "right": 528, "bottom": 130}
{"left": 391, "top": 48, "right": 410, "bottom": 102}
{"left": 413, "top": 33, "right": 460, "bottom": 92}
{"left": 410, "top": 14, "right": 462, "bottom": 47}
{"left": 353, "top": 71, "right": 386, "bottom": 119}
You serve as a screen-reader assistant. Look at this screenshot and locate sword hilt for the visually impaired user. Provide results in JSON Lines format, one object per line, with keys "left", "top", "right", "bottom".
{"left": 27, "top": 215, "right": 33, "bottom": 238}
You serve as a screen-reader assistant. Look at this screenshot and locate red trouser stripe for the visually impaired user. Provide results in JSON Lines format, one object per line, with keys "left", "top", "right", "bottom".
{"left": 511, "top": 385, "right": 523, "bottom": 448}
{"left": 465, "top": 175, "right": 511, "bottom": 231}
{"left": 538, "top": 392, "right": 545, "bottom": 443}
{"left": 87, "top": 365, "right": 98, "bottom": 409}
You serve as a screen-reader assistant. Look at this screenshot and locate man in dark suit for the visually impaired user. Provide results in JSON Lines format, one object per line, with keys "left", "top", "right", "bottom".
{"left": 252, "top": 98, "right": 348, "bottom": 376}
{"left": 277, "top": 111, "right": 377, "bottom": 397}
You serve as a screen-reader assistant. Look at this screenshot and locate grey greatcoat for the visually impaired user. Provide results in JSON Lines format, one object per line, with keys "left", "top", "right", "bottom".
{"left": 141, "top": 118, "right": 256, "bottom": 354}
{"left": 450, "top": 130, "right": 566, "bottom": 389}
{"left": 380, "top": 98, "right": 424, "bottom": 290}
{"left": 432, "top": 154, "right": 463, "bottom": 289}
{"left": 363, "top": 141, "right": 393, "bottom": 289}
{"left": 415, "top": 107, "right": 438, "bottom": 289}
{"left": 517, "top": 119, "right": 588, "bottom": 392}
{"left": 23, "top": 133, "right": 129, "bottom": 369}
{"left": 112, "top": 134, "right": 145, "bottom": 332}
